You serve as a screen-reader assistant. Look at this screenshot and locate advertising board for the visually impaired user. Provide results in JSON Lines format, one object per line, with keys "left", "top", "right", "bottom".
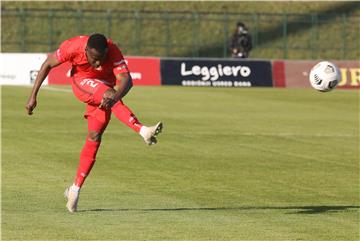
{"left": 273, "top": 60, "right": 360, "bottom": 89}
{"left": 161, "top": 58, "right": 273, "bottom": 87}
{"left": 0, "top": 53, "right": 48, "bottom": 85}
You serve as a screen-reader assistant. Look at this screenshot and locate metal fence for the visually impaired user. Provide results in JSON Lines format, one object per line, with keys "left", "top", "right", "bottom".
{"left": 2, "top": 8, "right": 360, "bottom": 59}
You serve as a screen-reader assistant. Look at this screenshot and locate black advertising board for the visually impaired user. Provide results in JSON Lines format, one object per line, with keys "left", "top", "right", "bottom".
{"left": 160, "top": 58, "right": 273, "bottom": 87}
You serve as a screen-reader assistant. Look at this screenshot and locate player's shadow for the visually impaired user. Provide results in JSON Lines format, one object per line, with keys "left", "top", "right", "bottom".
{"left": 79, "top": 205, "right": 360, "bottom": 214}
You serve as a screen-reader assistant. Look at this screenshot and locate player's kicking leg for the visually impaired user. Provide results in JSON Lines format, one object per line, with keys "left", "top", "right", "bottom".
{"left": 73, "top": 80, "right": 163, "bottom": 145}
{"left": 108, "top": 93, "right": 163, "bottom": 145}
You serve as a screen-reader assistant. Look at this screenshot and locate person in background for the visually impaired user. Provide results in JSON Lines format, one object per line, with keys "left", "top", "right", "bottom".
{"left": 229, "top": 22, "right": 253, "bottom": 58}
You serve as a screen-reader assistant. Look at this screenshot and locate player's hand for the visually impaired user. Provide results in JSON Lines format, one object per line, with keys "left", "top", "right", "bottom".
{"left": 99, "top": 89, "right": 117, "bottom": 110}
{"left": 99, "top": 97, "right": 116, "bottom": 110}
{"left": 25, "top": 97, "right": 37, "bottom": 115}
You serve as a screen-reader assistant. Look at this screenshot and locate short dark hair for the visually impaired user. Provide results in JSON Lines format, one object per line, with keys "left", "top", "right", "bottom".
{"left": 87, "top": 33, "right": 108, "bottom": 53}
{"left": 236, "top": 22, "right": 245, "bottom": 28}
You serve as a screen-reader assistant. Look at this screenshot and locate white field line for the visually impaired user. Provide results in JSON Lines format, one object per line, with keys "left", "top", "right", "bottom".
{"left": 42, "top": 86, "right": 72, "bottom": 93}
{"left": 192, "top": 131, "right": 357, "bottom": 138}
{"left": 3, "top": 128, "right": 357, "bottom": 138}
{"left": 239, "top": 132, "right": 357, "bottom": 138}
{"left": 19, "top": 85, "right": 72, "bottom": 93}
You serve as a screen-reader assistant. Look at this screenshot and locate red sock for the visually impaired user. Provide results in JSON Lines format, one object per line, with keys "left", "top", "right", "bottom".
{"left": 111, "top": 101, "right": 142, "bottom": 133}
{"left": 74, "top": 140, "right": 101, "bottom": 187}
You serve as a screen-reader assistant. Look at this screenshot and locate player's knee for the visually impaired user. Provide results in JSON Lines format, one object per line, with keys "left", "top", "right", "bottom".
{"left": 87, "top": 131, "right": 103, "bottom": 142}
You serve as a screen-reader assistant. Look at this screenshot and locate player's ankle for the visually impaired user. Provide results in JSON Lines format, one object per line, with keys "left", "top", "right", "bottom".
{"left": 139, "top": 126, "right": 148, "bottom": 137}
{"left": 70, "top": 184, "right": 81, "bottom": 192}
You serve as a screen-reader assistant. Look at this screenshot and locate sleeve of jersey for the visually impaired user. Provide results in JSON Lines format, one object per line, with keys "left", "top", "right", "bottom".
{"left": 54, "top": 39, "right": 72, "bottom": 63}
{"left": 112, "top": 46, "right": 130, "bottom": 76}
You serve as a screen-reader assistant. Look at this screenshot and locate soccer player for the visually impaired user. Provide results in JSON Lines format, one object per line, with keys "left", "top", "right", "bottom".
{"left": 25, "top": 33, "right": 163, "bottom": 213}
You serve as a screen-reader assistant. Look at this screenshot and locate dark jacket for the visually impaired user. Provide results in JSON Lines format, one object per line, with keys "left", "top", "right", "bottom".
{"left": 230, "top": 31, "right": 252, "bottom": 58}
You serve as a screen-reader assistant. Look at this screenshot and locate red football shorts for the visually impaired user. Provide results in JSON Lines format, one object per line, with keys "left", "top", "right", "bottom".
{"left": 71, "top": 78, "right": 112, "bottom": 126}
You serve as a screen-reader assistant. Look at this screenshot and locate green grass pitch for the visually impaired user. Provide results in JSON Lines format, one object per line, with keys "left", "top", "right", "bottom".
{"left": 2, "top": 85, "right": 359, "bottom": 240}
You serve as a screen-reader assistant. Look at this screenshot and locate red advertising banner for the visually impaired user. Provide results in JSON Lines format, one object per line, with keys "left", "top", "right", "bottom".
{"left": 48, "top": 56, "right": 161, "bottom": 86}
{"left": 273, "top": 60, "right": 360, "bottom": 89}
{"left": 126, "top": 57, "right": 161, "bottom": 86}
{"left": 272, "top": 61, "right": 286, "bottom": 88}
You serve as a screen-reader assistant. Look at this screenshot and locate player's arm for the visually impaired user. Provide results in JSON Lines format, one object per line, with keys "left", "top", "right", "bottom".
{"left": 25, "top": 55, "right": 62, "bottom": 115}
{"left": 99, "top": 45, "right": 133, "bottom": 109}
{"left": 114, "top": 72, "right": 133, "bottom": 99}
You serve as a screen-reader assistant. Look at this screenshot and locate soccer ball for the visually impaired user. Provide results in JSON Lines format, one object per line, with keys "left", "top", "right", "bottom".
{"left": 309, "top": 61, "right": 341, "bottom": 92}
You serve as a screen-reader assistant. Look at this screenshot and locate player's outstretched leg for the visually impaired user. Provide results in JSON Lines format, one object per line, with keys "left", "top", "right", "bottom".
{"left": 110, "top": 101, "right": 163, "bottom": 145}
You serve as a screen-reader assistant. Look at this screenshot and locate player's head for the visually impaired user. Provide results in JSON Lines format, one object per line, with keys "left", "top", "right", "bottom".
{"left": 236, "top": 22, "right": 246, "bottom": 34}
{"left": 86, "top": 33, "right": 108, "bottom": 68}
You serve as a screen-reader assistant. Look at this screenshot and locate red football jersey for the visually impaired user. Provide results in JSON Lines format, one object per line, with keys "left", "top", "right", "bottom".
{"left": 54, "top": 35, "right": 129, "bottom": 87}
